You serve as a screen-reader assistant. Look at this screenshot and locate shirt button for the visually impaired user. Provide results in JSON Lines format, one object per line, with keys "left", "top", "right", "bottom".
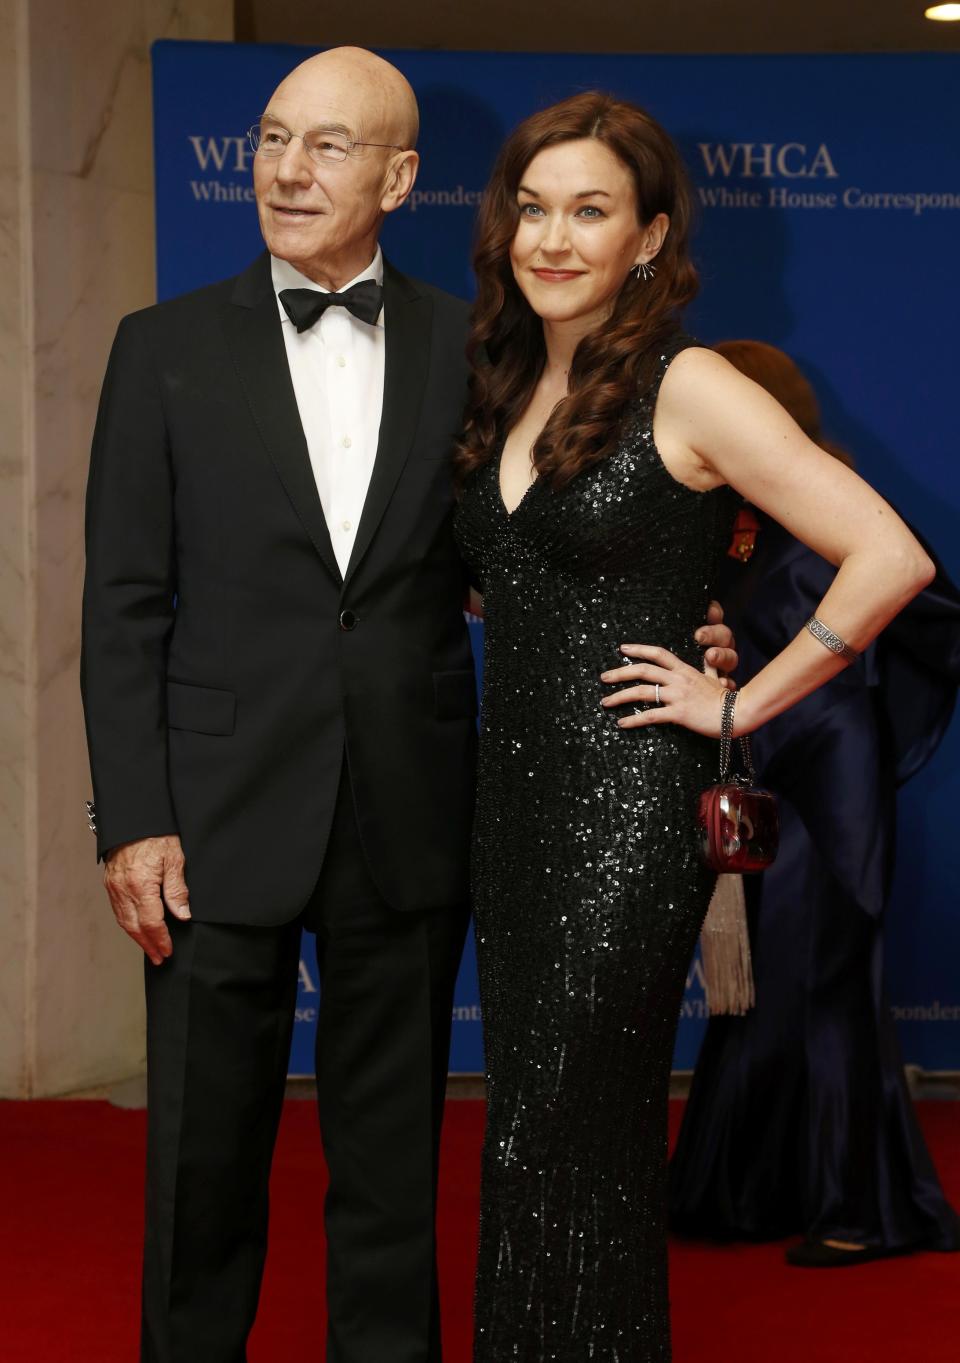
{"left": 336, "top": 354, "right": 346, "bottom": 368}
{"left": 341, "top": 435, "right": 352, "bottom": 449}
{"left": 341, "top": 519, "right": 352, "bottom": 532}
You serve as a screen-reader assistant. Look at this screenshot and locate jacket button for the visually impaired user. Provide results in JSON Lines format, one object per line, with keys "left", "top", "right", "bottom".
{"left": 338, "top": 609, "right": 358, "bottom": 631}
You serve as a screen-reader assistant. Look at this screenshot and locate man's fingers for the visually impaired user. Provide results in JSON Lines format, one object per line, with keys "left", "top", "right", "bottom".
{"left": 138, "top": 922, "right": 174, "bottom": 964}
{"left": 698, "top": 609, "right": 739, "bottom": 679}
{"left": 119, "top": 909, "right": 169, "bottom": 967}
{"left": 706, "top": 646, "right": 739, "bottom": 674}
{"left": 136, "top": 891, "right": 174, "bottom": 963}
{"left": 162, "top": 860, "right": 191, "bottom": 921}
{"left": 128, "top": 925, "right": 170, "bottom": 967}
{"left": 106, "top": 877, "right": 172, "bottom": 964}
{"left": 695, "top": 624, "right": 733, "bottom": 649}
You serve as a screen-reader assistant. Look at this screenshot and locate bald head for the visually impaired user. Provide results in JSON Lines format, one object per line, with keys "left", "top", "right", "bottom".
{"left": 269, "top": 46, "right": 419, "bottom": 151}
{"left": 253, "top": 45, "right": 421, "bottom": 289}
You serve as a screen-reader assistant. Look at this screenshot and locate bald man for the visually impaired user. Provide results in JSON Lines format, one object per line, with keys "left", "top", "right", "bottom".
{"left": 82, "top": 47, "right": 472, "bottom": 1363}
{"left": 82, "top": 46, "right": 737, "bottom": 1363}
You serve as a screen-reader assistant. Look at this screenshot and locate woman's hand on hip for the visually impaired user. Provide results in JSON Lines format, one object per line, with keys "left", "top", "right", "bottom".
{"left": 600, "top": 644, "right": 730, "bottom": 737}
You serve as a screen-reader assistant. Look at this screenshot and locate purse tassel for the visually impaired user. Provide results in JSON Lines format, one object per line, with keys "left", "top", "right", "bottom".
{"left": 699, "top": 873, "right": 755, "bottom": 1016}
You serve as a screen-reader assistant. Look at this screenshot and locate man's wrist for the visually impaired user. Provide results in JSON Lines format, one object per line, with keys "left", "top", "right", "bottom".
{"left": 101, "top": 831, "right": 181, "bottom": 864}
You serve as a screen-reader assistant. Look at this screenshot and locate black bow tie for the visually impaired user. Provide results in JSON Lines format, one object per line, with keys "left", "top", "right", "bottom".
{"left": 279, "top": 280, "right": 384, "bottom": 332}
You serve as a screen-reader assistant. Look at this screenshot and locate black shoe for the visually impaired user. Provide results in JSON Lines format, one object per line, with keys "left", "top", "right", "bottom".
{"left": 785, "top": 1238, "right": 911, "bottom": 1268}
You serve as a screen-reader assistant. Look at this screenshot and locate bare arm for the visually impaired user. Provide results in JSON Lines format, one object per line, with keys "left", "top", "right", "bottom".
{"left": 603, "top": 348, "right": 934, "bottom": 736}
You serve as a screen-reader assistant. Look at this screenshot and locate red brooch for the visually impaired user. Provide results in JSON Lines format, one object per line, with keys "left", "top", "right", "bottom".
{"left": 727, "top": 506, "right": 759, "bottom": 563}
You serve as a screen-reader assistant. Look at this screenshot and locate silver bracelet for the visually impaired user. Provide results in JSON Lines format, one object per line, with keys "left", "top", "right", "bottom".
{"left": 719, "top": 689, "right": 737, "bottom": 776}
{"left": 805, "top": 616, "right": 859, "bottom": 665}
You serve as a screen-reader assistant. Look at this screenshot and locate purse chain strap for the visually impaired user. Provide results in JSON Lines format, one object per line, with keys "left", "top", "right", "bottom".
{"left": 719, "top": 689, "right": 756, "bottom": 784}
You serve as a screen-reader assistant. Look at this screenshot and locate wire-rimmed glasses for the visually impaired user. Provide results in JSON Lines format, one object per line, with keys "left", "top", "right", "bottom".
{"left": 247, "top": 121, "right": 404, "bottom": 164}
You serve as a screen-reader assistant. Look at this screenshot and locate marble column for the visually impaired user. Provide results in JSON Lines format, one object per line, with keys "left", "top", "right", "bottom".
{"left": 0, "top": 0, "right": 233, "bottom": 1098}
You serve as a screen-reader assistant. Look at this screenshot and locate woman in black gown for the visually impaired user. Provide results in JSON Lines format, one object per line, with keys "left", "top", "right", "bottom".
{"left": 452, "top": 94, "right": 935, "bottom": 1361}
{"left": 670, "top": 341, "right": 960, "bottom": 1266}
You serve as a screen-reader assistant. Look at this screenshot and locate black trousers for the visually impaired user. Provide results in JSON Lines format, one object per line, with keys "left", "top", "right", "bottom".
{"left": 141, "top": 765, "right": 470, "bottom": 1363}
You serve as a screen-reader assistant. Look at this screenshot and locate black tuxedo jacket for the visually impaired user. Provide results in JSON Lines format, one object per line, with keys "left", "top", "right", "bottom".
{"left": 81, "top": 253, "right": 476, "bottom": 923}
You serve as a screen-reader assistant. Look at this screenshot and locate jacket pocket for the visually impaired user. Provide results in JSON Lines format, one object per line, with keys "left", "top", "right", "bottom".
{"left": 166, "top": 680, "right": 236, "bottom": 736}
{"left": 433, "top": 669, "right": 478, "bottom": 721}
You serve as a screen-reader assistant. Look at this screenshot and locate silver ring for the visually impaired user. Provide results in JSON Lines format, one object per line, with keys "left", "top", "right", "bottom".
{"left": 655, "top": 683, "right": 661, "bottom": 705}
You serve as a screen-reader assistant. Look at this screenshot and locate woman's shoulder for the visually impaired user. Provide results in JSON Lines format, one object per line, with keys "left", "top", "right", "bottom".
{"left": 632, "top": 334, "right": 719, "bottom": 417}
{"left": 659, "top": 334, "right": 722, "bottom": 374}
{"left": 654, "top": 340, "right": 743, "bottom": 416}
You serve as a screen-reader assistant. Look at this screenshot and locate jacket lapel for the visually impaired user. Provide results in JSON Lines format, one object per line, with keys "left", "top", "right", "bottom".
{"left": 342, "top": 261, "right": 433, "bottom": 589}
{"left": 221, "top": 252, "right": 342, "bottom": 584}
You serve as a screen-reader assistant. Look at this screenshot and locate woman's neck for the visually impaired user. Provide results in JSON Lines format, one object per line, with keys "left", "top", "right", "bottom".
{"left": 540, "top": 303, "right": 616, "bottom": 384}
{"left": 541, "top": 312, "right": 604, "bottom": 385}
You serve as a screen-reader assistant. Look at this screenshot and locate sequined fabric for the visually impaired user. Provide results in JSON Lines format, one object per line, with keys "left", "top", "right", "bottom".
{"left": 454, "top": 340, "right": 739, "bottom": 1362}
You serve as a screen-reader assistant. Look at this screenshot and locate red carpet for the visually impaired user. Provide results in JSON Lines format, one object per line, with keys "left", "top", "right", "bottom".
{"left": 2, "top": 1097, "right": 958, "bottom": 1362}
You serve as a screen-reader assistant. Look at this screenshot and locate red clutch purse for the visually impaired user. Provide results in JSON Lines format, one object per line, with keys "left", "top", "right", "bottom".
{"left": 698, "top": 693, "right": 779, "bottom": 874}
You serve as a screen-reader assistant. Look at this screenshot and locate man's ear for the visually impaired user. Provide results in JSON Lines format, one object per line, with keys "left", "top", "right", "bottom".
{"left": 382, "top": 150, "right": 420, "bottom": 215}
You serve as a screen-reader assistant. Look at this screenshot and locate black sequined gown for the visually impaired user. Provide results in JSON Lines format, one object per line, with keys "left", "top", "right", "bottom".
{"left": 454, "top": 341, "right": 739, "bottom": 1363}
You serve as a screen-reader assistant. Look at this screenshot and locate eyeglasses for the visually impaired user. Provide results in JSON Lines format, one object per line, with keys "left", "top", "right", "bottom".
{"left": 247, "top": 121, "right": 404, "bottom": 164}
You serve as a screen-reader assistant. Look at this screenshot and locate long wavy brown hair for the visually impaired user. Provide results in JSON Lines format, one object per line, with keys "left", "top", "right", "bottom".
{"left": 454, "top": 92, "right": 698, "bottom": 490}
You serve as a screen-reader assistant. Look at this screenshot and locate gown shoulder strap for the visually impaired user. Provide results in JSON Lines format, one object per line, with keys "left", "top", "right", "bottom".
{"left": 636, "top": 330, "right": 701, "bottom": 417}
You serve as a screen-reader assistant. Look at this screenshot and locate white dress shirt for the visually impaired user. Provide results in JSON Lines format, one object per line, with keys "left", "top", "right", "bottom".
{"left": 272, "top": 248, "right": 385, "bottom": 577}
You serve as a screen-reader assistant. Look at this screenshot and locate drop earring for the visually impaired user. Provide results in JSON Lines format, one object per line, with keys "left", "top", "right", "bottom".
{"left": 633, "top": 261, "right": 657, "bottom": 282}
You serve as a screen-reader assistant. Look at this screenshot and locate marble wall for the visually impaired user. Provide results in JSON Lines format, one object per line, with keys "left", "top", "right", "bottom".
{"left": 1, "top": 0, "right": 233, "bottom": 1097}
{"left": 0, "top": 0, "right": 31, "bottom": 1098}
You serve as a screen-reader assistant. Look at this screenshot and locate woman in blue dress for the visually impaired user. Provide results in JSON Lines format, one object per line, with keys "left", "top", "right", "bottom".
{"left": 670, "top": 341, "right": 960, "bottom": 1267}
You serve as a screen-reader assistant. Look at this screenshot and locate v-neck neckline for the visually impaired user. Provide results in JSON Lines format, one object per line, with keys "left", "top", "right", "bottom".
{"left": 496, "top": 443, "right": 540, "bottom": 519}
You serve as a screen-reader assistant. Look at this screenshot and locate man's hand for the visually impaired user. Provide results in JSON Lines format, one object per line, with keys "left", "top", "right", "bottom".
{"left": 103, "top": 835, "right": 190, "bottom": 966}
{"left": 695, "top": 599, "right": 738, "bottom": 687}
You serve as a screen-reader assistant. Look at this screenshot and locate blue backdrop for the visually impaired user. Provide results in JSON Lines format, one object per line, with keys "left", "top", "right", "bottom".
{"left": 152, "top": 41, "right": 960, "bottom": 1074}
